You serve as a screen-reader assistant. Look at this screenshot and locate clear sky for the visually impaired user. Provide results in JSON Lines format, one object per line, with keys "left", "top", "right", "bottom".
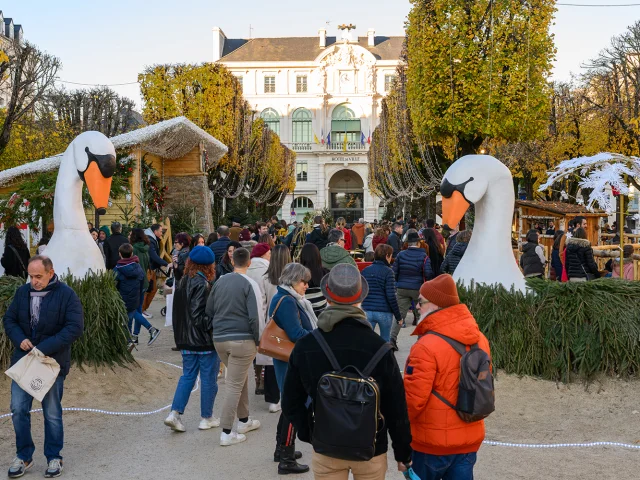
{"left": 2, "top": 0, "right": 640, "bottom": 108}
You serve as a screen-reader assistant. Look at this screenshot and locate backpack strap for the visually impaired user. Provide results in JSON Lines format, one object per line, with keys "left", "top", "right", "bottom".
{"left": 362, "top": 343, "right": 393, "bottom": 378}
{"left": 312, "top": 329, "right": 341, "bottom": 371}
{"left": 426, "top": 331, "right": 468, "bottom": 356}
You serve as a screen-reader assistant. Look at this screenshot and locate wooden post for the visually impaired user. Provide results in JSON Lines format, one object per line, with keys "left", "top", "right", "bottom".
{"left": 130, "top": 148, "right": 142, "bottom": 216}
{"left": 620, "top": 174, "right": 626, "bottom": 263}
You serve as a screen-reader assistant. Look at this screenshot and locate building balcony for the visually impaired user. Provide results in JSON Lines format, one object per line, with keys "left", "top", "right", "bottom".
{"left": 327, "top": 142, "right": 367, "bottom": 151}
{"left": 292, "top": 142, "right": 313, "bottom": 151}
{"left": 290, "top": 142, "right": 369, "bottom": 152}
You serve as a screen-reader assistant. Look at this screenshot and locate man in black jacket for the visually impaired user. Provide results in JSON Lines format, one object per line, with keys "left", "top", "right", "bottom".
{"left": 386, "top": 222, "right": 403, "bottom": 258}
{"left": 3, "top": 256, "right": 84, "bottom": 478}
{"left": 103, "top": 222, "right": 128, "bottom": 270}
{"left": 305, "top": 216, "right": 329, "bottom": 250}
{"left": 282, "top": 264, "right": 412, "bottom": 479}
{"left": 142, "top": 224, "right": 169, "bottom": 315}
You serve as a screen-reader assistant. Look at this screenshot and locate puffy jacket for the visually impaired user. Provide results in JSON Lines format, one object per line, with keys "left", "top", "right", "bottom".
{"left": 338, "top": 227, "right": 353, "bottom": 250}
{"left": 372, "top": 234, "right": 388, "bottom": 251}
{"left": 446, "top": 232, "right": 459, "bottom": 256}
{"left": 173, "top": 273, "right": 215, "bottom": 351}
{"left": 519, "top": 242, "right": 545, "bottom": 277}
{"left": 441, "top": 242, "right": 467, "bottom": 275}
{"left": 612, "top": 259, "right": 634, "bottom": 280}
{"left": 269, "top": 287, "right": 315, "bottom": 343}
{"left": 351, "top": 224, "right": 365, "bottom": 247}
{"left": 392, "top": 247, "right": 434, "bottom": 290}
{"left": 1, "top": 243, "right": 30, "bottom": 278}
{"left": 103, "top": 233, "right": 129, "bottom": 270}
{"left": 145, "top": 231, "right": 168, "bottom": 270}
{"left": 216, "top": 259, "right": 233, "bottom": 279}
{"left": 404, "top": 304, "right": 490, "bottom": 456}
{"left": 363, "top": 233, "right": 374, "bottom": 253}
{"left": 387, "top": 231, "right": 402, "bottom": 257}
{"left": 3, "top": 276, "right": 84, "bottom": 377}
{"left": 306, "top": 227, "right": 328, "bottom": 250}
{"left": 320, "top": 244, "right": 357, "bottom": 270}
{"left": 361, "top": 260, "right": 402, "bottom": 321}
{"left": 565, "top": 237, "right": 600, "bottom": 280}
{"left": 114, "top": 258, "right": 145, "bottom": 312}
{"left": 208, "top": 237, "right": 230, "bottom": 265}
{"left": 132, "top": 242, "right": 150, "bottom": 290}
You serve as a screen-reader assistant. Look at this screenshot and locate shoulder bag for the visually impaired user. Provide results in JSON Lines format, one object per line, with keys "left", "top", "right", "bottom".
{"left": 258, "top": 296, "right": 297, "bottom": 362}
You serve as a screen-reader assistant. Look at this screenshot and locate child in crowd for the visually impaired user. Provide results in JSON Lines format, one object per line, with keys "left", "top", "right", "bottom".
{"left": 115, "top": 243, "right": 161, "bottom": 350}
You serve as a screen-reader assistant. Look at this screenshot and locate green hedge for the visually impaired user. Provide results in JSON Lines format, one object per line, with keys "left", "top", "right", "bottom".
{"left": 0, "top": 272, "right": 134, "bottom": 371}
{"left": 460, "top": 278, "right": 640, "bottom": 382}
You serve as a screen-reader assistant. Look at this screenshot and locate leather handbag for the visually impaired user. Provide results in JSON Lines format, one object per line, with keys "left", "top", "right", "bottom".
{"left": 258, "top": 296, "right": 295, "bottom": 362}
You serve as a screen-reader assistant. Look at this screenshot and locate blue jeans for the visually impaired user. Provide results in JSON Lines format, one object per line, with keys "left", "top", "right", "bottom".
{"left": 273, "top": 358, "right": 288, "bottom": 392}
{"left": 365, "top": 311, "right": 393, "bottom": 342}
{"left": 171, "top": 352, "right": 221, "bottom": 418}
{"left": 11, "top": 376, "right": 65, "bottom": 462}
{"left": 412, "top": 451, "right": 477, "bottom": 480}
{"left": 128, "top": 309, "right": 152, "bottom": 336}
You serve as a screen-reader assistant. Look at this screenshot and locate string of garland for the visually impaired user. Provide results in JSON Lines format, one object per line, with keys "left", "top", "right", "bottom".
{"left": 140, "top": 155, "right": 168, "bottom": 213}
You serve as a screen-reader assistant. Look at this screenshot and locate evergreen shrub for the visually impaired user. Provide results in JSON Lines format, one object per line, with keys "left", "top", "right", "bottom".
{"left": 0, "top": 272, "right": 134, "bottom": 371}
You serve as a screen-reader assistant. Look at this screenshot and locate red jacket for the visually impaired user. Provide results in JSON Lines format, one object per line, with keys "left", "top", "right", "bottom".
{"left": 372, "top": 234, "right": 388, "bottom": 251}
{"left": 404, "top": 304, "right": 490, "bottom": 456}
{"left": 338, "top": 227, "right": 352, "bottom": 250}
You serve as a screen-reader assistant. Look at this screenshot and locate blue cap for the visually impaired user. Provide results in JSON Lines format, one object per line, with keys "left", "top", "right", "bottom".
{"left": 189, "top": 246, "right": 215, "bottom": 265}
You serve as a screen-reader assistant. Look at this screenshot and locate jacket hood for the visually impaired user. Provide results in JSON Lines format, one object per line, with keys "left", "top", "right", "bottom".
{"left": 412, "top": 304, "right": 480, "bottom": 345}
{"left": 144, "top": 228, "right": 154, "bottom": 237}
{"left": 115, "top": 260, "right": 141, "bottom": 278}
{"left": 117, "top": 255, "right": 139, "bottom": 266}
{"left": 566, "top": 237, "right": 591, "bottom": 247}
{"left": 317, "top": 304, "right": 369, "bottom": 332}
{"left": 320, "top": 245, "right": 352, "bottom": 263}
{"left": 522, "top": 242, "right": 537, "bottom": 253}
{"left": 133, "top": 242, "right": 149, "bottom": 253}
{"left": 352, "top": 224, "right": 365, "bottom": 233}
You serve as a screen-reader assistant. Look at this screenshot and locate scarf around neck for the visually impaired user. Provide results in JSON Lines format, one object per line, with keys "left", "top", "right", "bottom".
{"left": 280, "top": 285, "right": 318, "bottom": 329}
{"left": 317, "top": 304, "right": 370, "bottom": 333}
{"left": 30, "top": 274, "right": 58, "bottom": 331}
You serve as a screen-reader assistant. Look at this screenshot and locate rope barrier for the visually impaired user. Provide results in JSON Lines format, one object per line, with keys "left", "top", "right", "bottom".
{"left": 0, "top": 361, "right": 197, "bottom": 420}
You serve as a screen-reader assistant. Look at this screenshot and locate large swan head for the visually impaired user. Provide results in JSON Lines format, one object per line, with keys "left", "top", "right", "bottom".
{"left": 69, "top": 131, "right": 116, "bottom": 210}
{"left": 440, "top": 154, "right": 508, "bottom": 229}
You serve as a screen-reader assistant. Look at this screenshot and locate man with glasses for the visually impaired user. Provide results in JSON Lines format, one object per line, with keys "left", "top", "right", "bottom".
{"left": 404, "top": 274, "right": 491, "bottom": 480}
{"left": 320, "top": 229, "right": 356, "bottom": 271}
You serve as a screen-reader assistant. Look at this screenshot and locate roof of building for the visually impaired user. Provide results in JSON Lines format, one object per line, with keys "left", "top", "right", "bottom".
{"left": 0, "top": 117, "right": 229, "bottom": 187}
{"left": 516, "top": 200, "right": 607, "bottom": 216}
{"left": 220, "top": 36, "right": 404, "bottom": 62}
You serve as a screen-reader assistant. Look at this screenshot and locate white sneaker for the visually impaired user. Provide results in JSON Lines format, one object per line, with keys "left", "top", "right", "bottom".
{"left": 268, "top": 402, "right": 281, "bottom": 413}
{"left": 198, "top": 416, "right": 221, "bottom": 430}
{"left": 164, "top": 410, "right": 186, "bottom": 432}
{"left": 142, "top": 311, "right": 153, "bottom": 319}
{"left": 220, "top": 431, "right": 247, "bottom": 446}
{"left": 237, "top": 418, "right": 261, "bottom": 434}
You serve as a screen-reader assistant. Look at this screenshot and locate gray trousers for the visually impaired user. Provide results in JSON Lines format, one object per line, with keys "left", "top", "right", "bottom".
{"left": 391, "top": 288, "right": 419, "bottom": 342}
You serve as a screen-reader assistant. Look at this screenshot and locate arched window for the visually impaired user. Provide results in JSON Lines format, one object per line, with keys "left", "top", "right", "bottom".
{"left": 292, "top": 108, "right": 312, "bottom": 144}
{"left": 331, "top": 103, "right": 361, "bottom": 146}
{"left": 260, "top": 108, "right": 280, "bottom": 136}
{"left": 291, "top": 197, "right": 314, "bottom": 210}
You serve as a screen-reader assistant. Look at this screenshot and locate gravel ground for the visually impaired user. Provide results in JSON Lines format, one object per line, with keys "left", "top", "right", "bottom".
{"left": 1, "top": 297, "right": 639, "bottom": 479}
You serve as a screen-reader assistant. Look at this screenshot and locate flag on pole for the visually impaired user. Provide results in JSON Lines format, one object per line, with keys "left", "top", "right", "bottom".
{"left": 314, "top": 132, "right": 320, "bottom": 144}
{"left": 360, "top": 131, "right": 366, "bottom": 146}
{"left": 367, "top": 128, "right": 371, "bottom": 144}
{"left": 327, "top": 132, "right": 331, "bottom": 145}
{"left": 321, "top": 129, "right": 325, "bottom": 145}
{"left": 343, "top": 134, "right": 348, "bottom": 152}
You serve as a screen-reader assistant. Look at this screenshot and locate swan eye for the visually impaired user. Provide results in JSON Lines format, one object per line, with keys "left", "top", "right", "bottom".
{"left": 440, "top": 177, "right": 474, "bottom": 202}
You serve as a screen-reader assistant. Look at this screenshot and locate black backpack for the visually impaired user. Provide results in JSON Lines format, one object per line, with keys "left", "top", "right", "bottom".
{"left": 428, "top": 332, "right": 495, "bottom": 423}
{"left": 311, "top": 329, "right": 391, "bottom": 461}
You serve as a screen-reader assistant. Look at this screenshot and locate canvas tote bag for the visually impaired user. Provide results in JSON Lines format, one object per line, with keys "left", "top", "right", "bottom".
{"left": 5, "top": 348, "right": 60, "bottom": 402}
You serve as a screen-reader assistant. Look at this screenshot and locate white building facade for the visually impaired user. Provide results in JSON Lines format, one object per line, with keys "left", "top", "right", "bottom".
{"left": 215, "top": 26, "right": 402, "bottom": 223}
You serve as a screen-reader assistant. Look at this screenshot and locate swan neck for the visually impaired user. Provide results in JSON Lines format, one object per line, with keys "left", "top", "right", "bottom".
{"left": 53, "top": 154, "right": 87, "bottom": 231}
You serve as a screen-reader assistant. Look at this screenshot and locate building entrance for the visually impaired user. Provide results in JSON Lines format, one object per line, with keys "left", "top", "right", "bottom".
{"left": 328, "top": 169, "right": 364, "bottom": 224}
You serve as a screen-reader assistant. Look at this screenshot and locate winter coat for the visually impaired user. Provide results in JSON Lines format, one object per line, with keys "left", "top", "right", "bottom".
{"left": 405, "top": 304, "right": 490, "bottom": 456}
{"left": 440, "top": 242, "right": 467, "bottom": 275}
{"left": 246, "top": 257, "right": 272, "bottom": 365}
{"left": 565, "top": 237, "right": 600, "bottom": 280}
{"left": 3, "top": 276, "right": 84, "bottom": 377}
{"left": 208, "top": 236, "right": 231, "bottom": 265}
{"left": 174, "top": 247, "right": 190, "bottom": 282}
{"left": 372, "top": 234, "right": 388, "bottom": 251}
{"left": 338, "top": 227, "right": 353, "bottom": 250}
{"left": 103, "top": 233, "right": 129, "bottom": 270}
{"left": 363, "top": 233, "right": 374, "bottom": 253}
{"left": 269, "top": 287, "right": 315, "bottom": 343}
{"left": 351, "top": 223, "right": 365, "bottom": 247}
{"left": 173, "top": 273, "right": 215, "bottom": 351}
{"left": 445, "top": 232, "right": 459, "bottom": 256}
{"left": 114, "top": 258, "right": 145, "bottom": 312}
{"left": 145, "top": 230, "right": 168, "bottom": 270}
{"left": 216, "top": 259, "right": 234, "bottom": 279}
{"left": 320, "top": 244, "right": 357, "bottom": 270}
{"left": 306, "top": 227, "right": 329, "bottom": 250}
{"left": 392, "top": 247, "right": 434, "bottom": 291}
{"left": 612, "top": 259, "right": 634, "bottom": 280}
{"left": 387, "top": 231, "right": 402, "bottom": 257}
{"left": 132, "top": 242, "right": 150, "bottom": 291}
{"left": 361, "top": 260, "right": 402, "bottom": 321}
{"left": 519, "top": 242, "right": 545, "bottom": 277}
{"left": 229, "top": 226, "right": 242, "bottom": 241}
{"left": 551, "top": 249, "right": 563, "bottom": 281}
{"left": 282, "top": 312, "right": 412, "bottom": 463}
{"left": 1, "top": 243, "right": 30, "bottom": 278}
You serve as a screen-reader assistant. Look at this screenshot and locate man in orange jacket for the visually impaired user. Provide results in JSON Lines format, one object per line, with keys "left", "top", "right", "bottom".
{"left": 403, "top": 274, "right": 490, "bottom": 480}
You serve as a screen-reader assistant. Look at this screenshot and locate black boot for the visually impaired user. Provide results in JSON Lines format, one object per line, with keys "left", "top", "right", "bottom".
{"left": 278, "top": 445, "right": 309, "bottom": 475}
{"left": 274, "top": 446, "right": 302, "bottom": 462}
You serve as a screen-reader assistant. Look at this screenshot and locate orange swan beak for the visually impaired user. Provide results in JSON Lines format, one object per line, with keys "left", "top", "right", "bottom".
{"left": 442, "top": 191, "right": 470, "bottom": 230}
{"left": 84, "top": 162, "right": 113, "bottom": 210}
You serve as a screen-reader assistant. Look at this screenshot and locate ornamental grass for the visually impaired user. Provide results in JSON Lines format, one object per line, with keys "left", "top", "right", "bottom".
{"left": 0, "top": 272, "right": 134, "bottom": 371}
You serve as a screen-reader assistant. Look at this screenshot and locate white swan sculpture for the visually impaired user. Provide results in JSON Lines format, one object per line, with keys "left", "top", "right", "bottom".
{"left": 441, "top": 154, "right": 526, "bottom": 293}
{"left": 46, "top": 131, "right": 117, "bottom": 278}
